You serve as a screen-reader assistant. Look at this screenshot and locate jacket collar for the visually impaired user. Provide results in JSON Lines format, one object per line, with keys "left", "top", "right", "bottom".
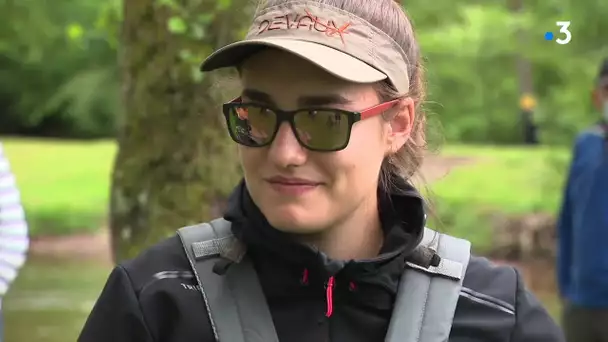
{"left": 223, "top": 176, "right": 426, "bottom": 285}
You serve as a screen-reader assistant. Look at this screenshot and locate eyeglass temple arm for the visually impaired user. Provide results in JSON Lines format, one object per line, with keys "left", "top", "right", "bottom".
{"left": 360, "top": 99, "right": 400, "bottom": 119}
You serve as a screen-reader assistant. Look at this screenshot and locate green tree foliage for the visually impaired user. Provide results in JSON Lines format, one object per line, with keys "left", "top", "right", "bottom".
{"left": 0, "top": 0, "right": 121, "bottom": 137}
{"left": 0, "top": 0, "right": 607, "bottom": 141}
{"left": 407, "top": 0, "right": 608, "bottom": 144}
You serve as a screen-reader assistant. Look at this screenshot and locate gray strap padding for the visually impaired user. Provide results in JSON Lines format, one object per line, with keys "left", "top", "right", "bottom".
{"left": 385, "top": 228, "right": 471, "bottom": 342}
{"left": 177, "top": 218, "right": 279, "bottom": 342}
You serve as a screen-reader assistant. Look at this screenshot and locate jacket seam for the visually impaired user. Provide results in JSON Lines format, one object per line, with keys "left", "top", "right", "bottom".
{"left": 140, "top": 270, "right": 195, "bottom": 296}
{"left": 460, "top": 287, "right": 515, "bottom": 313}
{"left": 119, "top": 265, "right": 157, "bottom": 342}
{"left": 508, "top": 266, "right": 519, "bottom": 342}
{"left": 459, "top": 291, "right": 515, "bottom": 315}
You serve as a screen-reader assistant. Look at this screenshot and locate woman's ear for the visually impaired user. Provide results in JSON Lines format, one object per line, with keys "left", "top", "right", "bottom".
{"left": 385, "top": 98, "right": 415, "bottom": 154}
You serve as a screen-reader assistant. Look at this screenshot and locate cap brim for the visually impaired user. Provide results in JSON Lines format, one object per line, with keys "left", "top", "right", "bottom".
{"left": 201, "top": 38, "right": 387, "bottom": 84}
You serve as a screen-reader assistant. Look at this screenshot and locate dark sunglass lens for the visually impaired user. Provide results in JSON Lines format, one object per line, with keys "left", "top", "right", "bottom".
{"left": 293, "top": 110, "right": 350, "bottom": 150}
{"left": 228, "top": 105, "right": 277, "bottom": 146}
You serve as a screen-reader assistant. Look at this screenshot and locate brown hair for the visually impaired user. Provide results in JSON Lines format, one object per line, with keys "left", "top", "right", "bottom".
{"left": 257, "top": 0, "right": 427, "bottom": 193}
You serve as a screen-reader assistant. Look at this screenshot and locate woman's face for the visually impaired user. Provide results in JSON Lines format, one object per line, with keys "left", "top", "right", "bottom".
{"left": 238, "top": 49, "right": 412, "bottom": 234}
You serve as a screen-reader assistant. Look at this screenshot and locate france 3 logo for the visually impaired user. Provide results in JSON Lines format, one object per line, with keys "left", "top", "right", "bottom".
{"left": 544, "top": 21, "right": 571, "bottom": 45}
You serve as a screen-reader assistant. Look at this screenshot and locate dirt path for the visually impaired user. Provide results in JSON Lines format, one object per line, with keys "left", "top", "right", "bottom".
{"left": 29, "top": 230, "right": 113, "bottom": 264}
{"left": 28, "top": 154, "right": 481, "bottom": 261}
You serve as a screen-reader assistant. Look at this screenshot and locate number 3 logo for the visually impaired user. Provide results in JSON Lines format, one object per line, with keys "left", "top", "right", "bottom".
{"left": 556, "top": 21, "right": 571, "bottom": 45}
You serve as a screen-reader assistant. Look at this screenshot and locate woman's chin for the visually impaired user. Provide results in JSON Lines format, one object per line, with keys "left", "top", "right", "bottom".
{"left": 263, "top": 206, "right": 325, "bottom": 234}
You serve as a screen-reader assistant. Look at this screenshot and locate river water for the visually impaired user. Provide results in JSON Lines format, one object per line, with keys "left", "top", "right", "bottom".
{"left": 4, "top": 256, "right": 110, "bottom": 342}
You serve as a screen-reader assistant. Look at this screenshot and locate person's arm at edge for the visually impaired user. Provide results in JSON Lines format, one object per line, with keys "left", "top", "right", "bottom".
{"left": 555, "top": 137, "right": 581, "bottom": 299}
{"left": 0, "top": 143, "right": 29, "bottom": 297}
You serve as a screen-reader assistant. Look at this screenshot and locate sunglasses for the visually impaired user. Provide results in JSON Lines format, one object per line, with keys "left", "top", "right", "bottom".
{"left": 222, "top": 97, "right": 399, "bottom": 152}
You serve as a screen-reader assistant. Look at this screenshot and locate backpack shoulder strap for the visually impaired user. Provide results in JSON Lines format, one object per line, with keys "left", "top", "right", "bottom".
{"left": 385, "top": 228, "right": 471, "bottom": 342}
{"left": 177, "top": 218, "right": 279, "bottom": 342}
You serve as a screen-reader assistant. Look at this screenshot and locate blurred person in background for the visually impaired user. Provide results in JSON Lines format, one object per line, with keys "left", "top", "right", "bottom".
{"left": 0, "top": 142, "right": 29, "bottom": 342}
{"left": 557, "top": 57, "right": 608, "bottom": 342}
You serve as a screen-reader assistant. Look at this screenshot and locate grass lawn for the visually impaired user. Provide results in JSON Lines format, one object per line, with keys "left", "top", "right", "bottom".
{"left": 437, "top": 144, "right": 569, "bottom": 213}
{"left": 427, "top": 144, "right": 569, "bottom": 252}
{"left": 2, "top": 138, "right": 115, "bottom": 236}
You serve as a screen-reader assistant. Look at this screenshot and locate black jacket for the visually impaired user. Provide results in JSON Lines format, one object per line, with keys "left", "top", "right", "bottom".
{"left": 79, "top": 181, "right": 564, "bottom": 342}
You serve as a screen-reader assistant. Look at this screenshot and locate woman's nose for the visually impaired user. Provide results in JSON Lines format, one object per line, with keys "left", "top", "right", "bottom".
{"left": 267, "top": 122, "right": 307, "bottom": 167}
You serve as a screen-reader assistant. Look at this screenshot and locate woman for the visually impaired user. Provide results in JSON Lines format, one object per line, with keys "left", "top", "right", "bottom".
{"left": 79, "top": 0, "right": 564, "bottom": 341}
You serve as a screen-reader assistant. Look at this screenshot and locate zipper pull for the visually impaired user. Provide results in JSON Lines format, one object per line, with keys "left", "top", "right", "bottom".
{"left": 325, "top": 276, "right": 335, "bottom": 317}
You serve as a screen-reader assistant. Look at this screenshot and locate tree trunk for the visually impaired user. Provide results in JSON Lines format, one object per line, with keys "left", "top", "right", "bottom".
{"left": 110, "top": 0, "right": 242, "bottom": 263}
{"left": 507, "top": 0, "right": 538, "bottom": 144}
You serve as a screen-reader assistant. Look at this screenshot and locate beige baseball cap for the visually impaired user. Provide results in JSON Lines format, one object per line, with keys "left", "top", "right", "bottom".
{"left": 201, "top": 0, "right": 410, "bottom": 94}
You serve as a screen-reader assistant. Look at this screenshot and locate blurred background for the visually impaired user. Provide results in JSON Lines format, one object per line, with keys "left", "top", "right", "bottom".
{"left": 2, "top": 0, "right": 608, "bottom": 340}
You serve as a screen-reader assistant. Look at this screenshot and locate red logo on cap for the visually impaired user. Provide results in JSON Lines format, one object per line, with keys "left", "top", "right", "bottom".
{"left": 257, "top": 9, "right": 351, "bottom": 45}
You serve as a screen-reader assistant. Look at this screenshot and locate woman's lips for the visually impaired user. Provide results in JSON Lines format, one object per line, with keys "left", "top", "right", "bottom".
{"left": 266, "top": 176, "right": 320, "bottom": 195}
